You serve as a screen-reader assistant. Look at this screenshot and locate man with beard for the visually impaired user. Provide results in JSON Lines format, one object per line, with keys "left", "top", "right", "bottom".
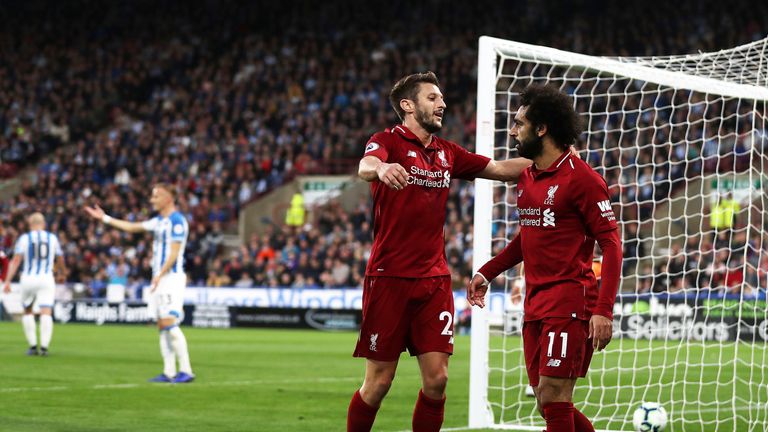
{"left": 347, "top": 71, "right": 532, "bottom": 432}
{"left": 467, "top": 84, "right": 622, "bottom": 432}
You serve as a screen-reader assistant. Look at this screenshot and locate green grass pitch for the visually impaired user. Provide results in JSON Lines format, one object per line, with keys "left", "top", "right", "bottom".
{"left": 487, "top": 334, "right": 767, "bottom": 432}
{"left": 0, "top": 322, "right": 765, "bottom": 431}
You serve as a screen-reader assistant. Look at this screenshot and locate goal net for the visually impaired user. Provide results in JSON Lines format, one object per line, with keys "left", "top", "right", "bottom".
{"left": 470, "top": 36, "right": 768, "bottom": 431}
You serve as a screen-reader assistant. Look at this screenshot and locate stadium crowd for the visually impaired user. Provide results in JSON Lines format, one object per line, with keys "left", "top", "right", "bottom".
{"left": 1, "top": 0, "right": 766, "bottom": 296}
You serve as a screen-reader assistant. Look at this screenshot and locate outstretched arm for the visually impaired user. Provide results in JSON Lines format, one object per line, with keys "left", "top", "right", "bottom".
{"left": 84, "top": 205, "right": 147, "bottom": 233}
{"left": 476, "top": 158, "right": 533, "bottom": 182}
{"left": 477, "top": 147, "right": 578, "bottom": 182}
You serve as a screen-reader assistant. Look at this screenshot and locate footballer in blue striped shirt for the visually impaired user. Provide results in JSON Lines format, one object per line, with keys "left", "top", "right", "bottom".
{"left": 84, "top": 183, "right": 194, "bottom": 384}
{"left": 3, "top": 212, "right": 67, "bottom": 356}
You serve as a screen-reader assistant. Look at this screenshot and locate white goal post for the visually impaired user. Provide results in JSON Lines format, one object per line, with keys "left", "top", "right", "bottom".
{"left": 471, "top": 36, "right": 768, "bottom": 431}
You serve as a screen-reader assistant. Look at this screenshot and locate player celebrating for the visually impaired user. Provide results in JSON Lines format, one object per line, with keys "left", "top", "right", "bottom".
{"left": 467, "top": 84, "right": 622, "bottom": 432}
{"left": 84, "top": 183, "right": 194, "bottom": 384}
{"left": 347, "top": 71, "right": 532, "bottom": 432}
{"left": 3, "top": 213, "right": 66, "bottom": 356}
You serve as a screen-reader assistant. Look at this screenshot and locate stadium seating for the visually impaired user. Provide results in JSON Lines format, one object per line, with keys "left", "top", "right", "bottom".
{"left": 1, "top": 0, "right": 766, "bottom": 294}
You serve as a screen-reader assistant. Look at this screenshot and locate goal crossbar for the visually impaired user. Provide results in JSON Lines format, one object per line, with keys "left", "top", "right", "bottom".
{"left": 478, "top": 36, "right": 768, "bottom": 101}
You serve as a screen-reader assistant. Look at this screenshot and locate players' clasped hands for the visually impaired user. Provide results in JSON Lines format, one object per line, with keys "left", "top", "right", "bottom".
{"left": 376, "top": 162, "right": 409, "bottom": 191}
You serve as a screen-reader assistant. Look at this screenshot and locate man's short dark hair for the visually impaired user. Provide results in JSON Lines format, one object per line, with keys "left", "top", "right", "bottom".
{"left": 389, "top": 71, "right": 440, "bottom": 121}
{"left": 520, "top": 84, "right": 582, "bottom": 149}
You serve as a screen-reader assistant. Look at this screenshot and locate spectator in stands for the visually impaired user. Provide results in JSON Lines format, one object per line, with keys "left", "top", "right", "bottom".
{"left": 285, "top": 193, "right": 306, "bottom": 227}
{"left": 622, "top": 222, "right": 644, "bottom": 276}
{"left": 187, "top": 255, "right": 208, "bottom": 286}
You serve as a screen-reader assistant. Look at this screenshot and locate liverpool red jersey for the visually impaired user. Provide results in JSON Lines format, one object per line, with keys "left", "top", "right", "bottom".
{"left": 363, "top": 125, "right": 490, "bottom": 278}
{"left": 479, "top": 151, "right": 621, "bottom": 320}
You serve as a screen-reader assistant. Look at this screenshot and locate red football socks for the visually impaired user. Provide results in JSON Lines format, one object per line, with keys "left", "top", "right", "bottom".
{"left": 412, "top": 389, "right": 445, "bottom": 432}
{"left": 347, "top": 390, "right": 378, "bottom": 432}
{"left": 573, "top": 408, "right": 595, "bottom": 432}
{"left": 543, "top": 401, "right": 575, "bottom": 432}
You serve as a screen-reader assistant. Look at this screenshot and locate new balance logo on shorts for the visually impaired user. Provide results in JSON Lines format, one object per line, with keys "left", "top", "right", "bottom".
{"left": 546, "top": 359, "right": 562, "bottom": 367}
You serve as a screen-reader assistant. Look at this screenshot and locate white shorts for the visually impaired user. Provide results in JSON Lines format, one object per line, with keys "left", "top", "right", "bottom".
{"left": 19, "top": 275, "right": 56, "bottom": 309}
{"left": 149, "top": 273, "right": 186, "bottom": 322}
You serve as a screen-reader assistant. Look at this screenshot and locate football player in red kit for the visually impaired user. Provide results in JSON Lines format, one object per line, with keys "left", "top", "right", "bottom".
{"left": 347, "top": 71, "right": 533, "bottom": 432}
{"left": 467, "top": 84, "right": 622, "bottom": 432}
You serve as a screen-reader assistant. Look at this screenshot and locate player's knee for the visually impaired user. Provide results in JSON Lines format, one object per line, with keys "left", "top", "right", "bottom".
{"left": 375, "top": 381, "right": 393, "bottom": 399}
{"left": 361, "top": 375, "right": 394, "bottom": 404}
{"left": 373, "top": 372, "right": 395, "bottom": 392}
{"left": 422, "top": 369, "right": 448, "bottom": 396}
{"left": 537, "top": 379, "right": 571, "bottom": 405}
{"left": 157, "top": 317, "right": 176, "bottom": 330}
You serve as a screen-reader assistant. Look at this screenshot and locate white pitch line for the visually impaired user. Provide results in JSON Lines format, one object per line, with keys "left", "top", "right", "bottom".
{"left": 0, "top": 376, "right": 360, "bottom": 393}
{"left": 1, "top": 385, "right": 70, "bottom": 393}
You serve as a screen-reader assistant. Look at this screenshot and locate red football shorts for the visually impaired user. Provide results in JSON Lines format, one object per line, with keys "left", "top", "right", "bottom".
{"left": 354, "top": 276, "right": 454, "bottom": 361}
{"left": 522, "top": 317, "right": 594, "bottom": 387}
